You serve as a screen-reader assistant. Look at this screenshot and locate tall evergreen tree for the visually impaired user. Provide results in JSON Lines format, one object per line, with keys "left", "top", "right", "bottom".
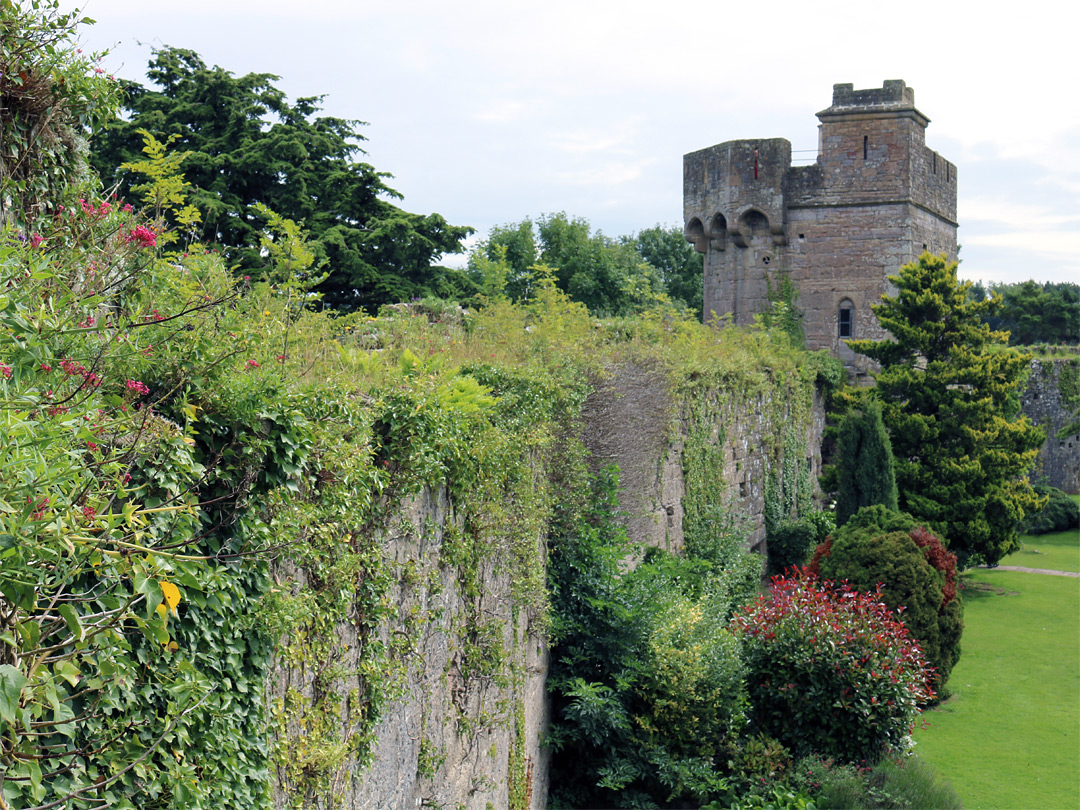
{"left": 90, "top": 46, "right": 473, "bottom": 311}
{"left": 834, "top": 399, "right": 899, "bottom": 527}
{"left": 850, "top": 253, "right": 1046, "bottom": 566}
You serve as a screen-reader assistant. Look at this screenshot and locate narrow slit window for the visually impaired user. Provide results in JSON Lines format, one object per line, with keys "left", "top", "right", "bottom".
{"left": 933, "top": 153, "right": 937, "bottom": 174}
{"left": 863, "top": 135, "right": 868, "bottom": 160}
{"left": 947, "top": 163, "right": 951, "bottom": 182}
{"left": 839, "top": 303, "right": 854, "bottom": 339}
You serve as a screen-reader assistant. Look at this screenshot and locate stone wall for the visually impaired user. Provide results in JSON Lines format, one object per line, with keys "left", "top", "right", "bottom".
{"left": 270, "top": 357, "right": 827, "bottom": 809}
{"left": 1021, "top": 358, "right": 1080, "bottom": 494}
{"left": 270, "top": 487, "right": 549, "bottom": 810}
{"left": 581, "top": 359, "right": 826, "bottom": 552}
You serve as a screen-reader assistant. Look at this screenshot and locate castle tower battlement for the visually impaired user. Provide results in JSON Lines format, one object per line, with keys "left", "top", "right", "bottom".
{"left": 684, "top": 81, "right": 957, "bottom": 371}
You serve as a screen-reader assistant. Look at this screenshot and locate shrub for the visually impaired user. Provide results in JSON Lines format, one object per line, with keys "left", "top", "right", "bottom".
{"left": 817, "top": 755, "right": 962, "bottom": 809}
{"left": 767, "top": 519, "right": 819, "bottom": 576}
{"left": 833, "top": 401, "right": 899, "bottom": 527}
{"left": 731, "top": 571, "right": 933, "bottom": 764}
{"left": 1020, "top": 484, "right": 1080, "bottom": 534}
{"left": 811, "top": 506, "right": 963, "bottom": 696}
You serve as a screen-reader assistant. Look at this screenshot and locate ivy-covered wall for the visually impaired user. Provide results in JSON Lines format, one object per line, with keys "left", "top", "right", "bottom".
{"left": 1021, "top": 357, "right": 1080, "bottom": 494}
{"left": 581, "top": 354, "right": 828, "bottom": 554}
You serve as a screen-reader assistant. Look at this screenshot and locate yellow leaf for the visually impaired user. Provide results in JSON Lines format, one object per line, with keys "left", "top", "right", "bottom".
{"left": 167, "top": 641, "right": 179, "bottom": 652}
{"left": 155, "top": 602, "right": 168, "bottom": 625}
{"left": 160, "top": 581, "right": 181, "bottom": 617}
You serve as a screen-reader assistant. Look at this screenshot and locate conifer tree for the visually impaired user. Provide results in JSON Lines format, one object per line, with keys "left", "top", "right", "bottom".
{"left": 834, "top": 399, "right": 898, "bottom": 527}
{"left": 850, "top": 253, "right": 1045, "bottom": 566}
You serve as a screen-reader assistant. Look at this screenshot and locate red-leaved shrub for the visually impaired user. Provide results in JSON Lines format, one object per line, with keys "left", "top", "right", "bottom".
{"left": 731, "top": 570, "right": 935, "bottom": 764}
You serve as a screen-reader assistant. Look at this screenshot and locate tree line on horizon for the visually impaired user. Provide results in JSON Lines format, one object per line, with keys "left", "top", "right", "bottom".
{"left": 86, "top": 45, "right": 1076, "bottom": 342}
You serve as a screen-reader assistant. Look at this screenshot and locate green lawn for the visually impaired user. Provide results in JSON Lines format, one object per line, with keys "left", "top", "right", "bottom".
{"left": 914, "top": 566, "right": 1080, "bottom": 810}
{"left": 1001, "top": 526, "right": 1080, "bottom": 572}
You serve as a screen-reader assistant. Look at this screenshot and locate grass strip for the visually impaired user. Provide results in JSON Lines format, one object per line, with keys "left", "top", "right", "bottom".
{"left": 914, "top": 567, "right": 1080, "bottom": 810}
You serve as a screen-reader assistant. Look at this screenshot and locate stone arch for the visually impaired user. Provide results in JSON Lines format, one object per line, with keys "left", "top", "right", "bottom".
{"left": 684, "top": 217, "right": 706, "bottom": 254}
{"left": 707, "top": 212, "right": 727, "bottom": 251}
{"left": 838, "top": 297, "right": 855, "bottom": 339}
{"left": 732, "top": 207, "right": 771, "bottom": 248}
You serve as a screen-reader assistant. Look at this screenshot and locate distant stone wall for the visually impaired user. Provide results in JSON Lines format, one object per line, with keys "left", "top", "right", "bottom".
{"left": 1021, "top": 357, "right": 1080, "bottom": 494}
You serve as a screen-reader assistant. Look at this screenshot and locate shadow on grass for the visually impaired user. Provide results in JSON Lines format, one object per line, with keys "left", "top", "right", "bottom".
{"left": 958, "top": 573, "right": 1020, "bottom": 601}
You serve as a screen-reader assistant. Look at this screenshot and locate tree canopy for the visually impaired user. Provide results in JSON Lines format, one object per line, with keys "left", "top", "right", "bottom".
{"left": 467, "top": 214, "right": 703, "bottom": 316}
{"left": 969, "top": 279, "right": 1079, "bottom": 345}
{"left": 849, "top": 253, "right": 1046, "bottom": 566}
{"left": 90, "top": 46, "right": 474, "bottom": 311}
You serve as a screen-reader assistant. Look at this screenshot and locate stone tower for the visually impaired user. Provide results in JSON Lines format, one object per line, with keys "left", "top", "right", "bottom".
{"left": 683, "top": 80, "right": 957, "bottom": 371}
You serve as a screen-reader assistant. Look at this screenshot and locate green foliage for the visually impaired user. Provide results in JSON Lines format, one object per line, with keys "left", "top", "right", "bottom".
{"left": 0, "top": 180, "right": 276, "bottom": 807}
{"left": 971, "top": 279, "right": 1079, "bottom": 346}
{"left": 812, "top": 508, "right": 963, "bottom": 695}
{"left": 759, "top": 269, "right": 804, "bottom": 346}
{"left": 816, "top": 755, "right": 962, "bottom": 810}
{"left": 1019, "top": 485, "right": 1080, "bottom": 535}
{"left": 0, "top": 0, "right": 121, "bottom": 227}
{"left": 468, "top": 214, "right": 694, "bottom": 317}
{"left": 546, "top": 469, "right": 750, "bottom": 808}
{"left": 631, "top": 224, "right": 704, "bottom": 316}
{"left": 766, "top": 520, "right": 818, "bottom": 576}
{"left": 90, "top": 46, "right": 473, "bottom": 311}
{"left": 833, "top": 400, "right": 898, "bottom": 527}
{"left": 849, "top": 253, "right": 1046, "bottom": 566}
{"left": 1057, "top": 359, "right": 1080, "bottom": 438}
{"left": 732, "top": 572, "right": 934, "bottom": 764}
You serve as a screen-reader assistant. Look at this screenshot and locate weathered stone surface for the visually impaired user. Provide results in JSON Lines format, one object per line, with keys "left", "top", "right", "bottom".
{"left": 581, "top": 361, "right": 826, "bottom": 552}
{"left": 685, "top": 81, "right": 957, "bottom": 376}
{"left": 270, "top": 487, "right": 549, "bottom": 810}
{"left": 1021, "top": 358, "right": 1080, "bottom": 494}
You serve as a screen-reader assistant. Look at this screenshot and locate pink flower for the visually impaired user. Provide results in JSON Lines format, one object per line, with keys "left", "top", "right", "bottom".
{"left": 125, "top": 379, "right": 150, "bottom": 396}
{"left": 245, "top": 360, "right": 261, "bottom": 369}
{"left": 125, "top": 225, "right": 157, "bottom": 248}
{"left": 82, "top": 506, "right": 97, "bottom": 520}
{"left": 30, "top": 233, "right": 42, "bottom": 248}
{"left": 0, "top": 363, "right": 11, "bottom": 379}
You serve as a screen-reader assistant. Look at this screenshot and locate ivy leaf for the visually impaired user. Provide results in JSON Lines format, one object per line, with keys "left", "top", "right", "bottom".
{"left": 0, "top": 664, "right": 27, "bottom": 725}
{"left": 58, "top": 603, "right": 84, "bottom": 642}
{"left": 160, "top": 580, "right": 181, "bottom": 617}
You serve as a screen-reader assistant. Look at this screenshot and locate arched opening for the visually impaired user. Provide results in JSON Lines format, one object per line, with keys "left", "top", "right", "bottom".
{"left": 684, "top": 217, "right": 706, "bottom": 254}
{"left": 733, "top": 209, "right": 770, "bottom": 248}
{"left": 708, "top": 212, "right": 727, "bottom": 250}
{"left": 838, "top": 298, "right": 855, "bottom": 339}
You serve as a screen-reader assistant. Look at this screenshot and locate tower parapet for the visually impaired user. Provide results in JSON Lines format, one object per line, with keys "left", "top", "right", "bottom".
{"left": 685, "top": 81, "right": 957, "bottom": 371}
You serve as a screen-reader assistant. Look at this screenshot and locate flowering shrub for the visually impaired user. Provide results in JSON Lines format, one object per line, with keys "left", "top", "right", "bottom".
{"left": 810, "top": 506, "right": 963, "bottom": 696}
{"left": 731, "top": 571, "right": 934, "bottom": 763}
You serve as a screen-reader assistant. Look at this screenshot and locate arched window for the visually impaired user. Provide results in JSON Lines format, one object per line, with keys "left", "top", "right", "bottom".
{"left": 838, "top": 299, "right": 855, "bottom": 339}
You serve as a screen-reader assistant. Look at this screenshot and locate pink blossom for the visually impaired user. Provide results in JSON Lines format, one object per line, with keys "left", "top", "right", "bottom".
{"left": 125, "top": 225, "right": 157, "bottom": 248}
{"left": 245, "top": 360, "right": 261, "bottom": 369}
{"left": 125, "top": 379, "right": 150, "bottom": 396}
{"left": 0, "top": 363, "right": 11, "bottom": 379}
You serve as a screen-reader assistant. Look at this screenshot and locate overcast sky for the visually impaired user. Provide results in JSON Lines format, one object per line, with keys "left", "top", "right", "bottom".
{"left": 72, "top": 0, "right": 1078, "bottom": 285}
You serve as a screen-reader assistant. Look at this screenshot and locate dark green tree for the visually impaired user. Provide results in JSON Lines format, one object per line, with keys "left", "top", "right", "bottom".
{"left": 90, "top": 46, "right": 473, "bottom": 311}
{"left": 834, "top": 399, "right": 899, "bottom": 527}
{"left": 850, "top": 253, "right": 1046, "bottom": 566}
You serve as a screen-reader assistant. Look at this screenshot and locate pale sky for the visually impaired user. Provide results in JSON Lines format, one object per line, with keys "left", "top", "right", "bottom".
{"left": 72, "top": 0, "right": 1079, "bottom": 286}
